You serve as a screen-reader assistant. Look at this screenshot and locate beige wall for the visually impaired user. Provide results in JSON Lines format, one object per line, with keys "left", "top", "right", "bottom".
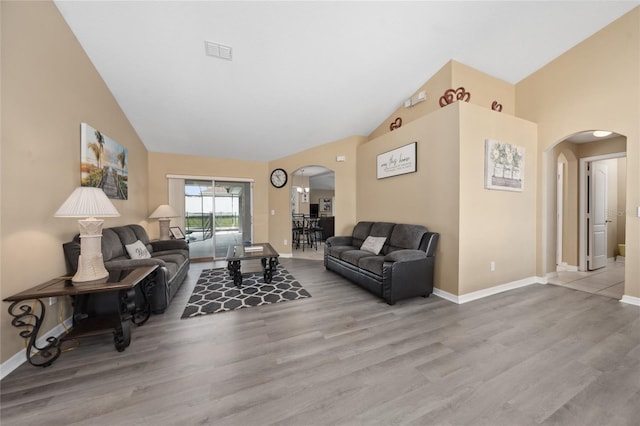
{"left": 269, "top": 136, "right": 364, "bottom": 255}
{"left": 147, "top": 152, "right": 269, "bottom": 243}
{"left": 516, "top": 7, "right": 639, "bottom": 298}
{"left": 452, "top": 61, "right": 515, "bottom": 116}
{"left": 358, "top": 106, "right": 461, "bottom": 294}
{"left": 369, "top": 60, "right": 515, "bottom": 140}
{"left": 311, "top": 190, "right": 335, "bottom": 215}
{"left": 1, "top": 1, "right": 150, "bottom": 364}
{"left": 458, "top": 103, "right": 537, "bottom": 294}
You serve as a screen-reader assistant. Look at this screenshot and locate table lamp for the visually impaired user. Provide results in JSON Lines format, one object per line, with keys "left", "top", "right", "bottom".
{"left": 149, "top": 204, "right": 179, "bottom": 240}
{"left": 55, "top": 187, "right": 120, "bottom": 282}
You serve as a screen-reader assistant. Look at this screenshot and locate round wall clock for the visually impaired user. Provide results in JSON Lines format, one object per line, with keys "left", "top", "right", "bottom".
{"left": 270, "top": 168, "right": 288, "bottom": 188}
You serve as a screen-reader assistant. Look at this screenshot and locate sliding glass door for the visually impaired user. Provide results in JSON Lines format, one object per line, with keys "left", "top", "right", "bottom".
{"left": 184, "top": 179, "right": 252, "bottom": 260}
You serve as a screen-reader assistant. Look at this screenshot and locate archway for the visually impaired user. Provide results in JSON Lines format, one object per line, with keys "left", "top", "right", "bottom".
{"left": 543, "top": 130, "right": 627, "bottom": 298}
{"left": 290, "top": 166, "right": 335, "bottom": 259}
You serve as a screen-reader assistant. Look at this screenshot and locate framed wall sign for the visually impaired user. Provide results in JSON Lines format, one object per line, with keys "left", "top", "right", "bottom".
{"left": 377, "top": 142, "right": 417, "bottom": 179}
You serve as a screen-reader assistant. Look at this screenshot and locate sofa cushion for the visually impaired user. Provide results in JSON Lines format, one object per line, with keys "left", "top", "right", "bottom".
{"left": 327, "top": 245, "right": 359, "bottom": 259}
{"left": 113, "top": 225, "right": 154, "bottom": 254}
{"left": 387, "top": 224, "right": 428, "bottom": 254}
{"left": 369, "top": 222, "right": 395, "bottom": 254}
{"left": 351, "top": 222, "right": 374, "bottom": 248}
{"left": 152, "top": 253, "right": 188, "bottom": 267}
{"left": 358, "top": 255, "right": 385, "bottom": 277}
{"left": 361, "top": 236, "right": 386, "bottom": 255}
{"left": 125, "top": 240, "right": 151, "bottom": 259}
{"left": 341, "top": 250, "right": 378, "bottom": 266}
{"left": 101, "top": 229, "right": 126, "bottom": 261}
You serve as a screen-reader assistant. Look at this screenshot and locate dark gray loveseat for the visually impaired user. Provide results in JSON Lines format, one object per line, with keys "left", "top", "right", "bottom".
{"left": 63, "top": 224, "right": 189, "bottom": 313}
{"left": 324, "top": 221, "right": 439, "bottom": 305}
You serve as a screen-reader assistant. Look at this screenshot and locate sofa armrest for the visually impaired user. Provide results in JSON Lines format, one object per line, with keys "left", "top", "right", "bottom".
{"left": 384, "top": 249, "right": 427, "bottom": 262}
{"left": 105, "top": 258, "right": 167, "bottom": 270}
{"left": 150, "top": 239, "right": 189, "bottom": 253}
{"left": 326, "top": 236, "right": 353, "bottom": 247}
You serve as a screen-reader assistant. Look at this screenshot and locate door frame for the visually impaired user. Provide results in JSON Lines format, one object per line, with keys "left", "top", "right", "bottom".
{"left": 556, "top": 161, "right": 564, "bottom": 267}
{"left": 578, "top": 152, "right": 625, "bottom": 271}
{"left": 167, "top": 174, "right": 254, "bottom": 260}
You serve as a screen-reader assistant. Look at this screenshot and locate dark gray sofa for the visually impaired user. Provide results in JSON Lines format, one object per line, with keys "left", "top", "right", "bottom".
{"left": 63, "top": 224, "right": 189, "bottom": 314}
{"left": 324, "top": 221, "right": 439, "bottom": 305}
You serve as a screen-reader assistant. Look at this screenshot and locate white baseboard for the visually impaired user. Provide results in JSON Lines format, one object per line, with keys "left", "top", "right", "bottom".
{"left": 433, "top": 276, "right": 543, "bottom": 304}
{"left": 620, "top": 295, "right": 640, "bottom": 307}
{"left": 1, "top": 316, "right": 72, "bottom": 381}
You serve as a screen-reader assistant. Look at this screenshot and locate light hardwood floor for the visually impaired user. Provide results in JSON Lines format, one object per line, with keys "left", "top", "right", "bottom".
{"left": 2, "top": 258, "right": 639, "bottom": 425}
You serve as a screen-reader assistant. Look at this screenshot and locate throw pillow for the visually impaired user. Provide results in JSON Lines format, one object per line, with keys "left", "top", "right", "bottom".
{"left": 361, "top": 236, "right": 386, "bottom": 255}
{"left": 125, "top": 240, "right": 151, "bottom": 259}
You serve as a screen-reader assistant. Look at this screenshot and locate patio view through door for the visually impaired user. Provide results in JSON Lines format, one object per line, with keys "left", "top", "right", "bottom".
{"left": 184, "top": 179, "right": 253, "bottom": 260}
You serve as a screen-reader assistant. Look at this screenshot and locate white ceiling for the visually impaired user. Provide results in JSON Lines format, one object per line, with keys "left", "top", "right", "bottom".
{"left": 54, "top": 1, "right": 639, "bottom": 161}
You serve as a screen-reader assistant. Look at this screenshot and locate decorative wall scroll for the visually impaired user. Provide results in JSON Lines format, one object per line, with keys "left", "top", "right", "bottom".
{"left": 389, "top": 117, "right": 403, "bottom": 131}
{"left": 439, "top": 87, "right": 471, "bottom": 107}
{"left": 377, "top": 142, "right": 417, "bottom": 179}
{"left": 485, "top": 139, "right": 525, "bottom": 192}
{"left": 491, "top": 101, "right": 503, "bottom": 112}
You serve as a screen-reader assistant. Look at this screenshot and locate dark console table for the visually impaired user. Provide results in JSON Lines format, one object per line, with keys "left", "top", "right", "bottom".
{"left": 3, "top": 266, "right": 157, "bottom": 367}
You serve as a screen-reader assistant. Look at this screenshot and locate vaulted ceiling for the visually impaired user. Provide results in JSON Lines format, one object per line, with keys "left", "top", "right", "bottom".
{"left": 54, "top": 1, "right": 639, "bottom": 161}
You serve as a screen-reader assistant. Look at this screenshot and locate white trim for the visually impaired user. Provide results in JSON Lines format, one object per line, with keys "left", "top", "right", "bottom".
{"left": 557, "top": 161, "right": 564, "bottom": 266}
{"left": 1, "top": 316, "right": 72, "bottom": 380}
{"left": 432, "top": 277, "right": 543, "bottom": 304}
{"left": 432, "top": 288, "right": 458, "bottom": 303}
{"left": 620, "top": 295, "right": 640, "bottom": 307}
{"left": 166, "top": 174, "right": 254, "bottom": 183}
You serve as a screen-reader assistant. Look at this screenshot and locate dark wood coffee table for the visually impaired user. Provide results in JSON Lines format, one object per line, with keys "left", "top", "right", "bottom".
{"left": 3, "top": 266, "right": 157, "bottom": 367}
{"left": 226, "top": 242, "right": 279, "bottom": 287}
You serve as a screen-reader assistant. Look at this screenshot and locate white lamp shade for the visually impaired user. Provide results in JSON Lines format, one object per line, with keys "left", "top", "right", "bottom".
{"left": 54, "top": 187, "right": 120, "bottom": 218}
{"left": 149, "top": 204, "right": 179, "bottom": 219}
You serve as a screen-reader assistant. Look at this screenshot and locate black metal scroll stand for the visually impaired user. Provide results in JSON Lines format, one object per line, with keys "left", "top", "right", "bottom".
{"left": 228, "top": 260, "right": 243, "bottom": 287}
{"left": 132, "top": 271, "right": 156, "bottom": 326}
{"left": 228, "top": 256, "right": 279, "bottom": 287}
{"left": 262, "top": 256, "right": 279, "bottom": 283}
{"left": 7, "top": 299, "right": 62, "bottom": 367}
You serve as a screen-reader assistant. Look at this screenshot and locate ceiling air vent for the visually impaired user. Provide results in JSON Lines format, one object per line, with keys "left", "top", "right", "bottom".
{"left": 204, "top": 41, "right": 232, "bottom": 61}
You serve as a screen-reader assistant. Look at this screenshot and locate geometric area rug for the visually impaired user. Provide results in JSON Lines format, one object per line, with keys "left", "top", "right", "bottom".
{"left": 181, "top": 267, "right": 311, "bottom": 319}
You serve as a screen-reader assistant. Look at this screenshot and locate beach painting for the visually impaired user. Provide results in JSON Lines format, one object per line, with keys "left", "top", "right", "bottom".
{"left": 80, "top": 123, "right": 128, "bottom": 200}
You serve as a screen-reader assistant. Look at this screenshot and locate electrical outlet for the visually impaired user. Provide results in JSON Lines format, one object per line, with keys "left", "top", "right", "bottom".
{"left": 284, "top": 239, "right": 287, "bottom": 246}
{"left": 490, "top": 261, "right": 496, "bottom": 272}
{"left": 49, "top": 297, "right": 57, "bottom": 306}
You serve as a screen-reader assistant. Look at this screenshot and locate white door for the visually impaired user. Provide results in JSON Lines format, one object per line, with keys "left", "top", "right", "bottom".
{"left": 588, "top": 162, "right": 608, "bottom": 270}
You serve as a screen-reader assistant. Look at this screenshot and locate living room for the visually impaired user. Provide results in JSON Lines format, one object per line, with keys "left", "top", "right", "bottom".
{"left": 2, "top": 1, "right": 639, "bottom": 424}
